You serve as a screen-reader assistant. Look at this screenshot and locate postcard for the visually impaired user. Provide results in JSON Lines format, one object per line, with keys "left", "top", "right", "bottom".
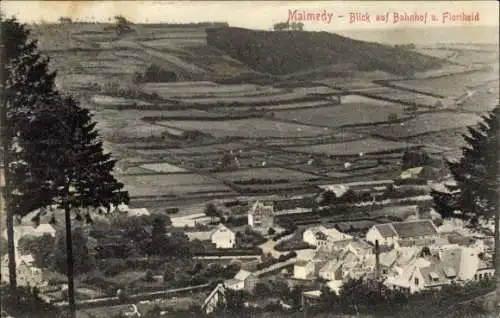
{"left": 0, "top": 1, "right": 499, "bottom": 317}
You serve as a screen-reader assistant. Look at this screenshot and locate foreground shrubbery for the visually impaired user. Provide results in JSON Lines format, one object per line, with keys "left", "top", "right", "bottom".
{"left": 0, "top": 286, "right": 63, "bottom": 318}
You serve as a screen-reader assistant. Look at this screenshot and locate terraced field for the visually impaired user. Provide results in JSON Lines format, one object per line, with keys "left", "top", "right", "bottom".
{"left": 373, "top": 112, "right": 484, "bottom": 139}
{"left": 30, "top": 22, "right": 498, "bottom": 206}
{"left": 156, "top": 118, "right": 329, "bottom": 138}
{"left": 391, "top": 70, "right": 499, "bottom": 98}
{"left": 273, "top": 96, "right": 409, "bottom": 128}
{"left": 119, "top": 173, "right": 235, "bottom": 197}
{"left": 285, "top": 138, "right": 420, "bottom": 156}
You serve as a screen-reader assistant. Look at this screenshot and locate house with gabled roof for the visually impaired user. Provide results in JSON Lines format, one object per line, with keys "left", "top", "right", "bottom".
{"left": 385, "top": 246, "right": 490, "bottom": 294}
{"left": 248, "top": 200, "right": 274, "bottom": 229}
{"left": 210, "top": 224, "right": 235, "bottom": 249}
{"left": 303, "top": 226, "right": 352, "bottom": 249}
{"left": 366, "top": 220, "right": 439, "bottom": 248}
{"left": 224, "top": 269, "right": 259, "bottom": 291}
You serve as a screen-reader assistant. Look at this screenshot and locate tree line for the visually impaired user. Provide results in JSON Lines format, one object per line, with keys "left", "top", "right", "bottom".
{"left": 1, "top": 17, "right": 129, "bottom": 318}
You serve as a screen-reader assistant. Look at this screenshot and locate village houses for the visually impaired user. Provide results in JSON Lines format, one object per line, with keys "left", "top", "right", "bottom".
{"left": 365, "top": 220, "right": 439, "bottom": 248}
{"left": 384, "top": 246, "right": 493, "bottom": 294}
{"left": 224, "top": 269, "right": 259, "bottom": 291}
{"left": 303, "top": 226, "right": 353, "bottom": 249}
{"left": 210, "top": 224, "right": 236, "bottom": 249}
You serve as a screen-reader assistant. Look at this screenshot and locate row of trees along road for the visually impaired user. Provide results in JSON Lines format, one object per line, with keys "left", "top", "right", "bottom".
{"left": 1, "top": 17, "right": 129, "bottom": 318}
{"left": 431, "top": 105, "right": 499, "bottom": 314}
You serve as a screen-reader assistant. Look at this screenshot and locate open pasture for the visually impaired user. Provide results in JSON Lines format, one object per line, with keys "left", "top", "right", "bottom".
{"left": 118, "top": 173, "right": 235, "bottom": 197}
{"left": 449, "top": 50, "right": 499, "bottom": 65}
{"left": 416, "top": 48, "right": 457, "bottom": 59}
{"left": 366, "top": 88, "right": 439, "bottom": 107}
{"left": 285, "top": 138, "right": 420, "bottom": 156}
{"left": 373, "top": 112, "right": 483, "bottom": 139}
{"left": 263, "top": 100, "right": 335, "bottom": 110}
{"left": 156, "top": 118, "right": 328, "bottom": 138}
{"left": 288, "top": 86, "right": 343, "bottom": 95}
{"left": 175, "top": 91, "right": 313, "bottom": 106}
{"left": 392, "top": 71, "right": 499, "bottom": 97}
{"left": 406, "top": 127, "right": 466, "bottom": 152}
{"left": 140, "top": 35, "right": 206, "bottom": 48}
{"left": 55, "top": 73, "right": 118, "bottom": 91}
{"left": 212, "top": 167, "right": 320, "bottom": 182}
{"left": 459, "top": 80, "right": 499, "bottom": 112}
{"left": 413, "top": 64, "right": 469, "bottom": 79}
{"left": 141, "top": 82, "right": 261, "bottom": 98}
{"left": 139, "top": 162, "right": 188, "bottom": 173}
{"left": 272, "top": 96, "right": 408, "bottom": 128}
{"left": 161, "top": 142, "right": 251, "bottom": 155}
{"left": 90, "top": 94, "right": 153, "bottom": 107}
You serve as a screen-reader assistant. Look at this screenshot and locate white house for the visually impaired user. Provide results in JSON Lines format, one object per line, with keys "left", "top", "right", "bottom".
{"left": 386, "top": 246, "right": 488, "bottom": 294}
{"left": 303, "top": 226, "right": 352, "bottom": 248}
{"left": 318, "top": 259, "right": 343, "bottom": 281}
{"left": 366, "top": 220, "right": 439, "bottom": 248}
{"left": 225, "top": 269, "right": 259, "bottom": 291}
{"left": 210, "top": 224, "right": 236, "bottom": 249}
{"left": 294, "top": 260, "right": 315, "bottom": 280}
{"left": 248, "top": 201, "right": 274, "bottom": 229}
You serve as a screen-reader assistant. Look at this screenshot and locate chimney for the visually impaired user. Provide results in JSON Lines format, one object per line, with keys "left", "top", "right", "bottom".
{"left": 375, "top": 240, "right": 381, "bottom": 281}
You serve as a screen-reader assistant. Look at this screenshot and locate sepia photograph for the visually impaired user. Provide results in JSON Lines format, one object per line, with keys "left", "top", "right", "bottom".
{"left": 0, "top": 1, "right": 498, "bottom": 317}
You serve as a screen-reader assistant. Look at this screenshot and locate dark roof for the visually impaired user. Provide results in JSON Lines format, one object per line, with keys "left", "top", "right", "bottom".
{"left": 392, "top": 220, "right": 438, "bottom": 239}
{"left": 374, "top": 224, "right": 398, "bottom": 238}
{"left": 419, "top": 248, "right": 462, "bottom": 286}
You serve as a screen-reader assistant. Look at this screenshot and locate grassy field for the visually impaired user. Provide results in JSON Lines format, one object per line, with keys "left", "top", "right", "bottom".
{"left": 272, "top": 96, "right": 408, "bottom": 127}
{"left": 118, "top": 173, "right": 235, "bottom": 197}
{"left": 141, "top": 82, "right": 263, "bottom": 98}
{"left": 139, "top": 162, "right": 188, "bottom": 173}
{"left": 156, "top": 118, "right": 329, "bottom": 138}
{"left": 212, "top": 167, "right": 320, "bottom": 182}
{"left": 28, "top": 22, "right": 489, "bottom": 206}
{"left": 392, "top": 70, "right": 499, "bottom": 97}
{"left": 363, "top": 88, "right": 440, "bottom": 107}
{"left": 459, "top": 80, "right": 499, "bottom": 112}
{"left": 174, "top": 91, "right": 313, "bottom": 106}
{"left": 285, "top": 138, "right": 420, "bottom": 156}
{"left": 91, "top": 94, "right": 154, "bottom": 107}
{"left": 373, "top": 112, "right": 483, "bottom": 139}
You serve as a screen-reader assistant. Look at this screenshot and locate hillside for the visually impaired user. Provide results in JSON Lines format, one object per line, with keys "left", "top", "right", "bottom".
{"left": 206, "top": 27, "right": 444, "bottom": 77}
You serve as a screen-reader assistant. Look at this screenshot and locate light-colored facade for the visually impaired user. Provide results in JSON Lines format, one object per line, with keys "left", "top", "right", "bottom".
{"left": 385, "top": 246, "right": 491, "bottom": 294}
{"left": 210, "top": 224, "right": 235, "bottom": 249}
{"left": 366, "top": 220, "right": 439, "bottom": 248}
{"left": 248, "top": 201, "right": 274, "bottom": 229}
{"left": 294, "top": 260, "right": 314, "bottom": 280}
{"left": 303, "top": 226, "right": 352, "bottom": 248}
{"left": 225, "top": 269, "right": 259, "bottom": 291}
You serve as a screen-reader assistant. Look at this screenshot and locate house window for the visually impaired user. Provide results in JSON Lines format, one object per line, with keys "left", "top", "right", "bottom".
{"left": 414, "top": 277, "right": 419, "bottom": 285}
{"left": 475, "top": 274, "right": 478, "bottom": 280}
{"left": 479, "top": 273, "right": 483, "bottom": 280}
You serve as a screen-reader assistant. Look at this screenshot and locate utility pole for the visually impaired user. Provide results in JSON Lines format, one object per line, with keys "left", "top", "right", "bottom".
{"left": 0, "top": 22, "right": 17, "bottom": 293}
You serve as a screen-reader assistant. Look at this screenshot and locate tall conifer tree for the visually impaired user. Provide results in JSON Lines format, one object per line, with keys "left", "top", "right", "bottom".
{"left": 25, "top": 95, "right": 129, "bottom": 317}
{"left": 1, "top": 17, "right": 58, "bottom": 292}
{"left": 432, "top": 105, "right": 499, "bottom": 313}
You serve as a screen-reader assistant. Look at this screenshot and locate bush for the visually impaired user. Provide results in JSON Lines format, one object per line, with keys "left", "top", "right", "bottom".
{"left": 135, "top": 64, "right": 177, "bottom": 83}
{"left": 268, "top": 228, "right": 276, "bottom": 235}
{"left": 99, "top": 258, "right": 129, "bottom": 276}
{"left": 0, "top": 286, "right": 62, "bottom": 317}
{"left": 166, "top": 207, "right": 180, "bottom": 214}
